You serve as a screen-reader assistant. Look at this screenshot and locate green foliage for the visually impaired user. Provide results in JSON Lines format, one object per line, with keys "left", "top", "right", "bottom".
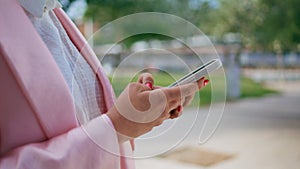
{"left": 85, "top": 0, "right": 170, "bottom": 24}
{"left": 208, "top": 0, "right": 300, "bottom": 52}
{"left": 121, "top": 34, "right": 171, "bottom": 48}
{"left": 76, "top": 0, "right": 300, "bottom": 51}
{"left": 240, "top": 77, "right": 277, "bottom": 98}
{"left": 209, "top": 0, "right": 262, "bottom": 45}
{"left": 83, "top": 0, "right": 215, "bottom": 46}
{"left": 257, "top": 0, "right": 300, "bottom": 52}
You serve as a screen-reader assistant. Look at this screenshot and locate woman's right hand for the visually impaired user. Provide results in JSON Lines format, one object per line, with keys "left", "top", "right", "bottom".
{"left": 106, "top": 73, "right": 206, "bottom": 143}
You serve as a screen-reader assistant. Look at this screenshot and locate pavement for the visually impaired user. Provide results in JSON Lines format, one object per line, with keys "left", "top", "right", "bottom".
{"left": 134, "top": 81, "right": 300, "bottom": 169}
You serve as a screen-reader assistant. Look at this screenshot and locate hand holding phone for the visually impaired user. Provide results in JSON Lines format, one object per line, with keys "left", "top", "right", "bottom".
{"left": 168, "top": 59, "right": 222, "bottom": 87}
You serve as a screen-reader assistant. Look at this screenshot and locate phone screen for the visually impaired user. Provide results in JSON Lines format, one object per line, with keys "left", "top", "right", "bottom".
{"left": 168, "top": 59, "right": 222, "bottom": 87}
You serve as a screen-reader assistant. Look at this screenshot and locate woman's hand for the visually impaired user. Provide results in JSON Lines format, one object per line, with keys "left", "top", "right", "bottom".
{"left": 106, "top": 73, "right": 208, "bottom": 143}
{"left": 169, "top": 76, "right": 209, "bottom": 119}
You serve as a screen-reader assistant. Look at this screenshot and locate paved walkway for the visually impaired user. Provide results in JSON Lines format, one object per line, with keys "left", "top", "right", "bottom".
{"left": 135, "top": 81, "right": 300, "bottom": 169}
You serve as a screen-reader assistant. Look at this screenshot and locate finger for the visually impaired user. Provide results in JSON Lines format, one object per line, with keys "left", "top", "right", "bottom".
{"left": 166, "top": 99, "right": 181, "bottom": 115}
{"left": 128, "top": 82, "right": 150, "bottom": 93}
{"left": 170, "top": 111, "right": 180, "bottom": 119}
{"left": 162, "top": 82, "right": 199, "bottom": 101}
{"left": 138, "top": 73, "right": 154, "bottom": 85}
{"left": 119, "top": 82, "right": 166, "bottom": 123}
{"left": 195, "top": 77, "right": 211, "bottom": 90}
{"left": 152, "top": 109, "right": 171, "bottom": 126}
{"left": 181, "top": 97, "right": 186, "bottom": 106}
{"left": 170, "top": 105, "right": 183, "bottom": 119}
{"left": 182, "top": 94, "right": 194, "bottom": 107}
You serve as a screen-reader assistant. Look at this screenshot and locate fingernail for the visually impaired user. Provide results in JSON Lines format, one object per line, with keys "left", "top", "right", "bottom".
{"left": 177, "top": 105, "right": 183, "bottom": 112}
{"left": 145, "top": 82, "right": 153, "bottom": 89}
{"left": 204, "top": 79, "right": 209, "bottom": 86}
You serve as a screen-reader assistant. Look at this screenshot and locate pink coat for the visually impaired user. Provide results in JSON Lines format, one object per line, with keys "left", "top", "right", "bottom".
{"left": 0, "top": 0, "right": 134, "bottom": 168}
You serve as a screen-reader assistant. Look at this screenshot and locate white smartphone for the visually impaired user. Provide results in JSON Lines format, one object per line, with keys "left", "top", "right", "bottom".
{"left": 168, "top": 59, "right": 222, "bottom": 87}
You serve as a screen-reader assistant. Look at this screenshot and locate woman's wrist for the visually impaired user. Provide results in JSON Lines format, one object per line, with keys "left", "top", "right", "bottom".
{"left": 106, "top": 107, "right": 132, "bottom": 144}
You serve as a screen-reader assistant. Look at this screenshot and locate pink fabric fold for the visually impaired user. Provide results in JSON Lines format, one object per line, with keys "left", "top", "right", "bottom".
{"left": 0, "top": 116, "right": 122, "bottom": 169}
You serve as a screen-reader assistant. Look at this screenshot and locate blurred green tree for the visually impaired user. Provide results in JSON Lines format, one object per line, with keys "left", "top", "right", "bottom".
{"left": 60, "top": 0, "right": 300, "bottom": 100}
{"left": 207, "top": 0, "right": 300, "bottom": 52}
{"left": 81, "top": 0, "right": 214, "bottom": 46}
{"left": 257, "top": 0, "right": 300, "bottom": 52}
{"left": 63, "top": 0, "right": 300, "bottom": 52}
{"left": 206, "top": 0, "right": 262, "bottom": 48}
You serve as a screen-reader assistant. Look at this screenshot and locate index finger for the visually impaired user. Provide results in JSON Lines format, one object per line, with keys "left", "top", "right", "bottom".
{"left": 162, "top": 82, "right": 199, "bottom": 100}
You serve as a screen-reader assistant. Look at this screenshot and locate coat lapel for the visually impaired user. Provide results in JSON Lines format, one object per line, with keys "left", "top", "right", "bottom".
{"left": 54, "top": 9, "right": 136, "bottom": 155}
{"left": 54, "top": 8, "right": 116, "bottom": 109}
{"left": 0, "top": 0, "right": 78, "bottom": 138}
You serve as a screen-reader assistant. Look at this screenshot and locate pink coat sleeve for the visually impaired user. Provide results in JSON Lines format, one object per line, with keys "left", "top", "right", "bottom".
{"left": 0, "top": 115, "right": 126, "bottom": 169}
